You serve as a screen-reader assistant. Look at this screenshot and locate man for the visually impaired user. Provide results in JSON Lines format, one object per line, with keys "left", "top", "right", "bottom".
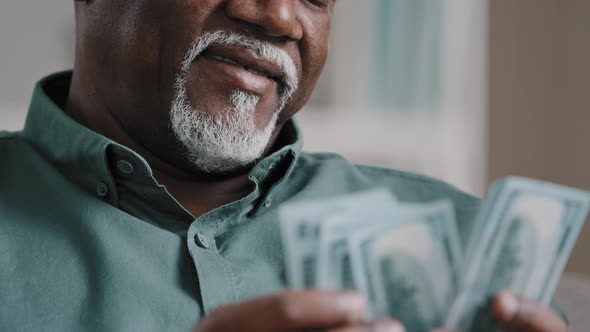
{"left": 0, "top": 1, "right": 567, "bottom": 331}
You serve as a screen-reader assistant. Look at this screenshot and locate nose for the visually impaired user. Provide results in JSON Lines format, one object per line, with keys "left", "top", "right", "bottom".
{"left": 224, "top": 0, "right": 303, "bottom": 41}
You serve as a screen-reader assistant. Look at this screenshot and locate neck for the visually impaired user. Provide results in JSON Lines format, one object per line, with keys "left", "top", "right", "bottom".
{"left": 65, "top": 71, "right": 280, "bottom": 218}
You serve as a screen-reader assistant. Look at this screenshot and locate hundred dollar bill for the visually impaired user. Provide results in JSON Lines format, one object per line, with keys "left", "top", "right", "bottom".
{"left": 315, "top": 198, "right": 399, "bottom": 290}
{"left": 315, "top": 215, "right": 358, "bottom": 290}
{"left": 444, "top": 177, "right": 590, "bottom": 331}
{"left": 279, "top": 189, "right": 396, "bottom": 289}
{"left": 365, "top": 200, "right": 463, "bottom": 331}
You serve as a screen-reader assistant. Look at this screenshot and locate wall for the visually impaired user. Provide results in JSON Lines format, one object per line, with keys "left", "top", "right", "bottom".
{"left": 300, "top": 0, "right": 488, "bottom": 196}
{"left": 0, "top": 1, "right": 74, "bottom": 130}
{"left": 489, "top": 0, "right": 590, "bottom": 275}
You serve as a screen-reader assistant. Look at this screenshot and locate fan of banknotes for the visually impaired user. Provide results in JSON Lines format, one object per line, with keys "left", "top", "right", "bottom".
{"left": 279, "top": 177, "right": 590, "bottom": 332}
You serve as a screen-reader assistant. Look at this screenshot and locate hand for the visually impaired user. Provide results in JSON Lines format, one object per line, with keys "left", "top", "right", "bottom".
{"left": 192, "top": 290, "right": 406, "bottom": 332}
{"left": 490, "top": 290, "right": 567, "bottom": 332}
{"left": 432, "top": 290, "right": 567, "bottom": 332}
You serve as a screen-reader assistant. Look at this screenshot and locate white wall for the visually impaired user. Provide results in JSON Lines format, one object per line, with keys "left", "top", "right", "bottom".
{"left": 299, "top": 0, "right": 488, "bottom": 196}
{"left": 0, "top": 1, "right": 74, "bottom": 130}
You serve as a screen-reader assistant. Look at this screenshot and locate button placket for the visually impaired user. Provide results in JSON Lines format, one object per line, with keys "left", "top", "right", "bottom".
{"left": 187, "top": 222, "right": 238, "bottom": 313}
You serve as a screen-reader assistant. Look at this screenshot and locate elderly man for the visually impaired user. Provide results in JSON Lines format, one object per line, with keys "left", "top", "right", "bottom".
{"left": 0, "top": 1, "right": 567, "bottom": 331}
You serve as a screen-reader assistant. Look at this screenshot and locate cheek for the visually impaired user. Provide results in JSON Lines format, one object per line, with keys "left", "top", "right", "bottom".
{"left": 281, "top": 19, "right": 331, "bottom": 120}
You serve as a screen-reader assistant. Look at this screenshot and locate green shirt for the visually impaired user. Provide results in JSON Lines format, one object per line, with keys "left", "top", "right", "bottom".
{"left": 0, "top": 72, "right": 481, "bottom": 331}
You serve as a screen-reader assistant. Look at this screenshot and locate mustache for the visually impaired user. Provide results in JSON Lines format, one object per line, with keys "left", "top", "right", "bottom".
{"left": 181, "top": 30, "right": 299, "bottom": 101}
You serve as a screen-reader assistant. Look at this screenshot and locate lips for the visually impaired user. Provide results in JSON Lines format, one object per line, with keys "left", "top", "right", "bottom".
{"left": 207, "top": 54, "right": 277, "bottom": 81}
{"left": 191, "top": 44, "right": 286, "bottom": 97}
{"left": 200, "top": 44, "right": 283, "bottom": 83}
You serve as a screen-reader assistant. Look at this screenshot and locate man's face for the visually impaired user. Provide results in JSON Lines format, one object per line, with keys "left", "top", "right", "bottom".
{"left": 79, "top": 0, "right": 334, "bottom": 174}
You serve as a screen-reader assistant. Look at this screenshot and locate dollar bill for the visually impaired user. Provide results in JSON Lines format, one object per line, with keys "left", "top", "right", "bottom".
{"left": 444, "top": 177, "right": 590, "bottom": 331}
{"left": 315, "top": 198, "right": 399, "bottom": 291}
{"left": 279, "top": 188, "right": 397, "bottom": 289}
{"left": 315, "top": 216, "right": 359, "bottom": 290}
{"left": 365, "top": 200, "right": 463, "bottom": 331}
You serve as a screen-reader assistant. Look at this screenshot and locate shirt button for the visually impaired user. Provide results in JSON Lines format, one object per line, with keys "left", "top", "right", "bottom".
{"left": 117, "top": 160, "right": 135, "bottom": 175}
{"left": 96, "top": 182, "right": 109, "bottom": 197}
{"left": 194, "top": 233, "right": 210, "bottom": 249}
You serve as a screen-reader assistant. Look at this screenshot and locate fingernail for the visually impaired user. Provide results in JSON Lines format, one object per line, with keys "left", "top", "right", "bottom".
{"left": 498, "top": 291, "right": 520, "bottom": 317}
{"left": 373, "top": 322, "right": 405, "bottom": 332}
{"left": 335, "top": 293, "right": 366, "bottom": 315}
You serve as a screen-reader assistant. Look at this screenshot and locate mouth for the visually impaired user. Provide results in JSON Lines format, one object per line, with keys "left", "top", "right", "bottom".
{"left": 207, "top": 54, "right": 279, "bottom": 81}
{"left": 195, "top": 44, "right": 284, "bottom": 96}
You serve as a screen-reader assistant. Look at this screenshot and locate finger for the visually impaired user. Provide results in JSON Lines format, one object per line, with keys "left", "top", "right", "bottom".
{"left": 196, "top": 290, "right": 366, "bottom": 332}
{"left": 491, "top": 290, "right": 567, "bottom": 332}
{"left": 369, "top": 318, "right": 406, "bottom": 332}
{"left": 325, "top": 317, "right": 405, "bottom": 332}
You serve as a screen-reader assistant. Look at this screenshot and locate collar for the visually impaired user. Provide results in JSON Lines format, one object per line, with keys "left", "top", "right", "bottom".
{"left": 21, "top": 71, "right": 303, "bottom": 218}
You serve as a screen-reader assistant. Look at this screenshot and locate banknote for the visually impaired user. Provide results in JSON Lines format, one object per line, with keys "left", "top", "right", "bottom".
{"left": 365, "top": 200, "right": 463, "bottom": 331}
{"left": 315, "top": 201, "right": 453, "bottom": 310}
{"left": 315, "top": 216, "right": 358, "bottom": 290}
{"left": 279, "top": 188, "right": 397, "bottom": 289}
{"left": 280, "top": 176, "right": 590, "bottom": 332}
{"left": 315, "top": 198, "right": 399, "bottom": 290}
{"left": 444, "top": 177, "right": 590, "bottom": 331}
{"left": 338, "top": 201, "right": 462, "bottom": 318}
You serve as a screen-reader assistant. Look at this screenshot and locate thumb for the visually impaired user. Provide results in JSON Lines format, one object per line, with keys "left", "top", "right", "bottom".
{"left": 491, "top": 290, "right": 567, "bottom": 332}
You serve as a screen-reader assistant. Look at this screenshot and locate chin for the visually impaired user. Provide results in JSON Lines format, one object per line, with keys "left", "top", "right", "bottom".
{"left": 190, "top": 159, "right": 261, "bottom": 180}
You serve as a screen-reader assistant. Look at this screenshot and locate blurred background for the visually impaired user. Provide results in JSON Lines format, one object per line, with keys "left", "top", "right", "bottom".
{"left": 1, "top": 0, "right": 589, "bottom": 328}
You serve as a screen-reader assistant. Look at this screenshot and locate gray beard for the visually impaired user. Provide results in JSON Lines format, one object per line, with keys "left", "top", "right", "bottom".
{"left": 169, "top": 31, "right": 298, "bottom": 174}
{"left": 170, "top": 83, "right": 278, "bottom": 173}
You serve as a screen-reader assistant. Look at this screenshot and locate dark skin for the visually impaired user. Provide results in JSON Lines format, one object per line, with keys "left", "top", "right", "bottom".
{"left": 68, "top": 0, "right": 331, "bottom": 217}
{"left": 68, "top": 1, "right": 567, "bottom": 331}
